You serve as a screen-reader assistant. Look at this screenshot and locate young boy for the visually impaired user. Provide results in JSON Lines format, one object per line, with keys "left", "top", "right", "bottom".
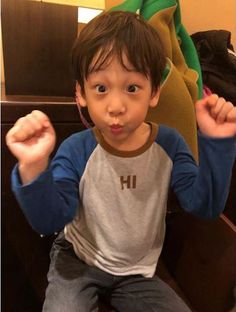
{"left": 6, "top": 11, "right": 236, "bottom": 312}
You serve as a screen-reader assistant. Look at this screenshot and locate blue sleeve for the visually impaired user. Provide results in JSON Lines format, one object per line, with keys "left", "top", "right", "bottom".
{"left": 11, "top": 130, "right": 97, "bottom": 235}
{"left": 12, "top": 164, "right": 79, "bottom": 235}
{"left": 158, "top": 126, "right": 236, "bottom": 219}
{"left": 174, "top": 133, "right": 235, "bottom": 218}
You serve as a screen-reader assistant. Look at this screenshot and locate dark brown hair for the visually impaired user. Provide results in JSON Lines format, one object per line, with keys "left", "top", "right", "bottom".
{"left": 71, "top": 11, "right": 166, "bottom": 94}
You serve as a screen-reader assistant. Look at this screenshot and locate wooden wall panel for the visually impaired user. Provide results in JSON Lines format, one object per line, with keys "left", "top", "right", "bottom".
{"left": 1, "top": 0, "right": 78, "bottom": 96}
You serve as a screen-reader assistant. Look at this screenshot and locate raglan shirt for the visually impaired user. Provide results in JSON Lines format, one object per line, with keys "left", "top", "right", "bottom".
{"left": 11, "top": 123, "right": 236, "bottom": 278}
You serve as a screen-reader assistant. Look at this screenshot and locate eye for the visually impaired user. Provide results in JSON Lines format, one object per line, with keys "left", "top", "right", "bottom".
{"left": 127, "top": 85, "right": 139, "bottom": 93}
{"left": 95, "top": 84, "right": 107, "bottom": 93}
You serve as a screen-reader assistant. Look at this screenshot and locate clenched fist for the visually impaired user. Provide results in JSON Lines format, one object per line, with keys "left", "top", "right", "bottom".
{"left": 195, "top": 94, "right": 236, "bottom": 138}
{"left": 6, "top": 110, "right": 56, "bottom": 184}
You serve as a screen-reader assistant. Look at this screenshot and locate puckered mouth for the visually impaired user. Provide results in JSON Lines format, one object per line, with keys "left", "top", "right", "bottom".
{"left": 110, "top": 124, "right": 123, "bottom": 128}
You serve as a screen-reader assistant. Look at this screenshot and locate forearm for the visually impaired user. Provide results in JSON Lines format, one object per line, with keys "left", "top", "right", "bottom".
{"left": 12, "top": 165, "right": 78, "bottom": 235}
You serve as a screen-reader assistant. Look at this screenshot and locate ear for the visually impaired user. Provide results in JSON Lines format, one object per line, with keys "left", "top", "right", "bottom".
{"left": 149, "top": 89, "right": 160, "bottom": 108}
{"left": 75, "top": 83, "right": 87, "bottom": 107}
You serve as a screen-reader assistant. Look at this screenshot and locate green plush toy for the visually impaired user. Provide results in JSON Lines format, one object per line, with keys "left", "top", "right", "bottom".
{"left": 173, "top": 0, "right": 203, "bottom": 98}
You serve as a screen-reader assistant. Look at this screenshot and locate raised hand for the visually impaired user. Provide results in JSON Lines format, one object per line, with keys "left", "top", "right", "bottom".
{"left": 195, "top": 94, "right": 236, "bottom": 138}
{"left": 6, "top": 110, "right": 56, "bottom": 184}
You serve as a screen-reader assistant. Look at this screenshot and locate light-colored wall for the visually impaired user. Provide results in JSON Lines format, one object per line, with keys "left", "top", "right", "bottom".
{"left": 180, "top": 0, "right": 236, "bottom": 48}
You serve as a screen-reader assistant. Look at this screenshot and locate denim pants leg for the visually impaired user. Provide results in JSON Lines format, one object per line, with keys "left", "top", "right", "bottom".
{"left": 43, "top": 232, "right": 192, "bottom": 312}
{"left": 43, "top": 233, "right": 102, "bottom": 312}
{"left": 110, "top": 274, "right": 192, "bottom": 312}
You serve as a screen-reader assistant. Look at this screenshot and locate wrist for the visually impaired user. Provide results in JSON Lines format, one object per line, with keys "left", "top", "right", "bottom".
{"left": 19, "top": 158, "right": 49, "bottom": 185}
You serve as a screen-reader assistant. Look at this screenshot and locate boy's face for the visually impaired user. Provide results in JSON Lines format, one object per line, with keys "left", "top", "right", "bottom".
{"left": 76, "top": 54, "right": 160, "bottom": 150}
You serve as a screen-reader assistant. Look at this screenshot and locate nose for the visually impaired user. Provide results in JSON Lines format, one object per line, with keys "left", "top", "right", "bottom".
{"left": 107, "top": 93, "right": 126, "bottom": 116}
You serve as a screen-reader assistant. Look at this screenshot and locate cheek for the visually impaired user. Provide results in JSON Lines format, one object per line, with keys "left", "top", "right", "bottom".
{"left": 130, "top": 101, "right": 150, "bottom": 115}
{"left": 86, "top": 105, "right": 104, "bottom": 125}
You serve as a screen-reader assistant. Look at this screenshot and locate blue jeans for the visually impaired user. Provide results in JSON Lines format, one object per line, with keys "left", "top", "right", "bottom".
{"left": 43, "top": 232, "right": 192, "bottom": 312}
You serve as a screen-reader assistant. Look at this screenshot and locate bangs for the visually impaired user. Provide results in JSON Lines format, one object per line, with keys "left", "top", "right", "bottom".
{"left": 87, "top": 41, "right": 150, "bottom": 79}
{"left": 87, "top": 44, "right": 115, "bottom": 75}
